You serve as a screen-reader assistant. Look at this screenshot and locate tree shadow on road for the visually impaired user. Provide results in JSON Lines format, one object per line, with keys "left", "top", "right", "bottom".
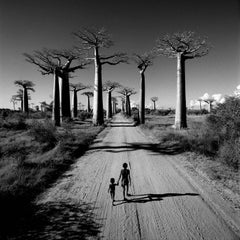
{"left": 113, "top": 193, "right": 199, "bottom": 206}
{"left": 0, "top": 200, "right": 102, "bottom": 240}
{"left": 89, "top": 142, "right": 183, "bottom": 155}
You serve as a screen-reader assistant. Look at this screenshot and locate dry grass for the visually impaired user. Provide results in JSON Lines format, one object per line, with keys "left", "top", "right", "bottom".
{"left": 141, "top": 114, "right": 239, "bottom": 196}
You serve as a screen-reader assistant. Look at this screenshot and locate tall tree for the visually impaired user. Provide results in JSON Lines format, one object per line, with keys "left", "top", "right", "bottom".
{"left": 112, "top": 96, "right": 118, "bottom": 115}
{"left": 14, "top": 80, "right": 35, "bottom": 113}
{"left": 82, "top": 91, "right": 94, "bottom": 112}
{"left": 151, "top": 96, "right": 158, "bottom": 110}
{"left": 133, "top": 52, "right": 154, "bottom": 124}
{"left": 103, "top": 80, "right": 120, "bottom": 119}
{"left": 24, "top": 48, "right": 88, "bottom": 125}
{"left": 70, "top": 82, "right": 89, "bottom": 118}
{"left": 74, "top": 27, "right": 128, "bottom": 125}
{"left": 118, "top": 87, "right": 137, "bottom": 116}
{"left": 156, "top": 31, "right": 210, "bottom": 129}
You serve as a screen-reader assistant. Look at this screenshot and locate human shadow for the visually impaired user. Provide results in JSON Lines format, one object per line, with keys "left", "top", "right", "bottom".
{"left": 0, "top": 200, "right": 102, "bottom": 240}
{"left": 113, "top": 193, "right": 199, "bottom": 206}
{"left": 89, "top": 142, "right": 183, "bottom": 155}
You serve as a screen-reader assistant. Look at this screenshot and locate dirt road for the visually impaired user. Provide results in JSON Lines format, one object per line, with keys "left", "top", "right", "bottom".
{"left": 34, "top": 114, "right": 239, "bottom": 240}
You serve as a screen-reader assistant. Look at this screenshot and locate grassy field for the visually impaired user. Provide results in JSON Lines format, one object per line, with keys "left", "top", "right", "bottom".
{"left": 0, "top": 112, "right": 104, "bottom": 237}
{"left": 140, "top": 114, "right": 239, "bottom": 198}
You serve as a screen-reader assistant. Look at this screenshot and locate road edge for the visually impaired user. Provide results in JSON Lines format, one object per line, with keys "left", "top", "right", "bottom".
{"left": 136, "top": 126, "right": 240, "bottom": 238}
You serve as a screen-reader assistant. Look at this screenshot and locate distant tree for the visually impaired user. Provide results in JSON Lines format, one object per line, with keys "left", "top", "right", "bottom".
{"left": 151, "top": 97, "right": 158, "bottom": 110}
{"left": 14, "top": 80, "right": 35, "bottom": 113}
{"left": 112, "top": 96, "right": 118, "bottom": 115}
{"left": 156, "top": 31, "right": 210, "bottom": 129}
{"left": 103, "top": 80, "right": 121, "bottom": 119}
{"left": 70, "top": 82, "right": 89, "bottom": 118}
{"left": 118, "top": 87, "right": 137, "bottom": 116}
{"left": 24, "top": 48, "right": 88, "bottom": 125}
{"left": 74, "top": 27, "right": 128, "bottom": 125}
{"left": 133, "top": 52, "right": 154, "bottom": 124}
{"left": 197, "top": 98, "right": 203, "bottom": 111}
{"left": 203, "top": 98, "right": 215, "bottom": 113}
{"left": 118, "top": 96, "right": 125, "bottom": 112}
{"left": 82, "top": 91, "right": 94, "bottom": 112}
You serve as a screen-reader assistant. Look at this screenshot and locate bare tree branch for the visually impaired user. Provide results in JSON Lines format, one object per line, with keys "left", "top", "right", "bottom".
{"left": 155, "top": 31, "right": 211, "bottom": 59}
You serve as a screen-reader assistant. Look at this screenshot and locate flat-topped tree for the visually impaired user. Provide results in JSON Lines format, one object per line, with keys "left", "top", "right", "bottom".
{"left": 74, "top": 27, "right": 128, "bottom": 125}
{"left": 133, "top": 52, "right": 155, "bottom": 124}
{"left": 103, "top": 80, "right": 121, "bottom": 119}
{"left": 156, "top": 31, "right": 210, "bottom": 129}
{"left": 118, "top": 87, "right": 137, "bottom": 116}
{"left": 24, "top": 48, "right": 88, "bottom": 125}
{"left": 151, "top": 97, "right": 158, "bottom": 110}
{"left": 70, "top": 82, "right": 89, "bottom": 118}
{"left": 14, "top": 80, "right": 35, "bottom": 113}
{"left": 82, "top": 91, "right": 93, "bottom": 112}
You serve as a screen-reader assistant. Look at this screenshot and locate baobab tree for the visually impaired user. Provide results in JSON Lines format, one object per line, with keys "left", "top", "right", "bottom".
{"left": 24, "top": 48, "right": 88, "bottom": 126}
{"left": 118, "top": 96, "right": 125, "bottom": 112}
{"left": 74, "top": 27, "right": 128, "bottom": 125}
{"left": 112, "top": 96, "right": 118, "bottom": 115}
{"left": 14, "top": 80, "right": 35, "bottom": 113}
{"left": 70, "top": 82, "right": 89, "bottom": 118}
{"left": 203, "top": 98, "right": 215, "bottom": 113}
{"left": 197, "top": 98, "right": 203, "bottom": 111}
{"left": 103, "top": 80, "right": 120, "bottom": 119}
{"left": 151, "top": 96, "right": 158, "bottom": 110}
{"left": 118, "top": 87, "right": 137, "bottom": 116}
{"left": 82, "top": 91, "right": 93, "bottom": 112}
{"left": 156, "top": 31, "right": 210, "bottom": 129}
{"left": 133, "top": 52, "right": 154, "bottom": 124}
{"left": 10, "top": 96, "right": 18, "bottom": 110}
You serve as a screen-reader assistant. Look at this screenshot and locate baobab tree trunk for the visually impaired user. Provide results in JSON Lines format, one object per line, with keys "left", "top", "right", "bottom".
{"left": 60, "top": 72, "right": 71, "bottom": 120}
{"left": 23, "top": 87, "right": 28, "bottom": 113}
{"left": 125, "top": 95, "right": 129, "bottom": 115}
{"left": 87, "top": 96, "right": 91, "bottom": 113}
{"left": 175, "top": 53, "right": 187, "bottom": 129}
{"left": 126, "top": 95, "right": 131, "bottom": 116}
{"left": 93, "top": 48, "right": 104, "bottom": 125}
{"left": 52, "top": 70, "right": 60, "bottom": 126}
{"left": 139, "top": 71, "right": 145, "bottom": 124}
{"left": 72, "top": 90, "right": 78, "bottom": 118}
{"left": 153, "top": 101, "right": 156, "bottom": 111}
{"left": 121, "top": 99, "right": 125, "bottom": 112}
{"left": 112, "top": 99, "right": 116, "bottom": 115}
{"left": 106, "top": 91, "right": 112, "bottom": 119}
{"left": 199, "top": 101, "right": 202, "bottom": 111}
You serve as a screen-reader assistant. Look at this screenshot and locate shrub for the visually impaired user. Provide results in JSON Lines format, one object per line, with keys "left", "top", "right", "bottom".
{"left": 28, "top": 120, "right": 58, "bottom": 148}
{"left": 78, "top": 111, "right": 93, "bottom": 121}
{"left": 218, "top": 138, "right": 240, "bottom": 170}
{"left": 0, "top": 113, "right": 27, "bottom": 130}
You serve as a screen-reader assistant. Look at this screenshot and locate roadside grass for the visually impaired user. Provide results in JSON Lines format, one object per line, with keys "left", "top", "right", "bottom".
{"left": 140, "top": 114, "right": 239, "bottom": 197}
{"left": 0, "top": 115, "right": 104, "bottom": 237}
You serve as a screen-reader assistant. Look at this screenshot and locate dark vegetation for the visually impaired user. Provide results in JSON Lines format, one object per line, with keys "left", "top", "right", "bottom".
{"left": 0, "top": 110, "right": 103, "bottom": 238}
{"left": 142, "top": 97, "right": 240, "bottom": 171}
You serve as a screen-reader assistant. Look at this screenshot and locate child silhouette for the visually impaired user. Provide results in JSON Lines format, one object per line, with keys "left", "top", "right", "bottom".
{"left": 117, "top": 163, "right": 131, "bottom": 200}
{"left": 108, "top": 178, "right": 118, "bottom": 205}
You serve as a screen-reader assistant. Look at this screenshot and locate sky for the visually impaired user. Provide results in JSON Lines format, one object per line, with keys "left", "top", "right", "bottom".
{"left": 0, "top": 0, "right": 239, "bottom": 110}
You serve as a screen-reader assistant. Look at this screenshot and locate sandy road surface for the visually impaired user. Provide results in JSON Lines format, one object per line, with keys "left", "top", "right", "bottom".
{"left": 33, "top": 114, "right": 239, "bottom": 240}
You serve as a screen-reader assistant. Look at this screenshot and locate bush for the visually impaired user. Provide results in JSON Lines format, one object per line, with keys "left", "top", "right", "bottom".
{"left": 218, "top": 138, "right": 240, "bottom": 170}
{"left": 78, "top": 111, "right": 93, "bottom": 121}
{"left": 28, "top": 120, "right": 58, "bottom": 148}
{"left": 0, "top": 113, "right": 27, "bottom": 130}
{"left": 187, "top": 109, "right": 208, "bottom": 115}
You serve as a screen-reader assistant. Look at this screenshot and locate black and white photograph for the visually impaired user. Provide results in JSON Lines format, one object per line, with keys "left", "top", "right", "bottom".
{"left": 0, "top": 0, "right": 239, "bottom": 239}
